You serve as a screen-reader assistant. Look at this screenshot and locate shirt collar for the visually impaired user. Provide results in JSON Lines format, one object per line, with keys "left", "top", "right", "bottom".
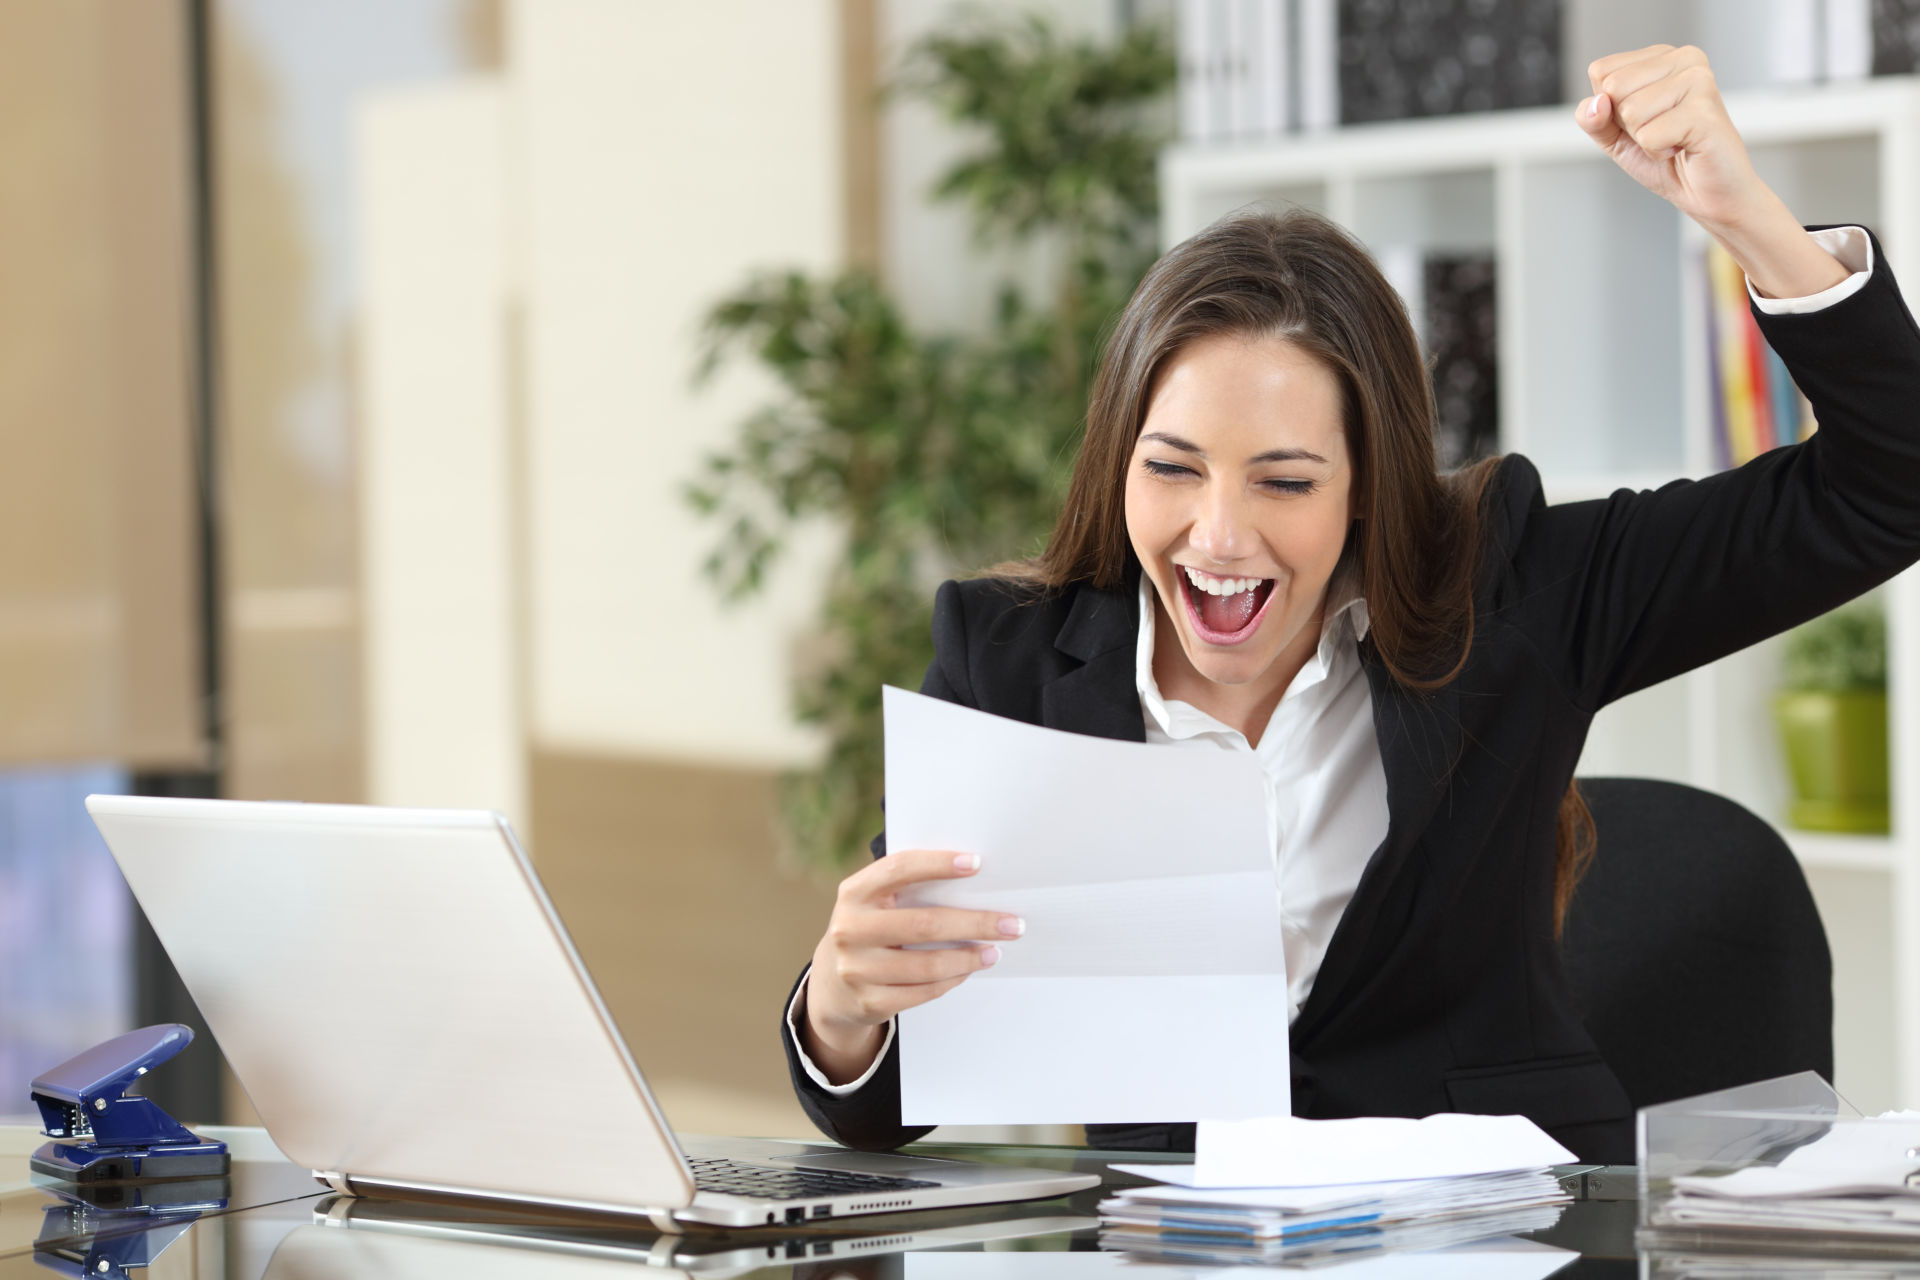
{"left": 1135, "top": 560, "right": 1369, "bottom": 740}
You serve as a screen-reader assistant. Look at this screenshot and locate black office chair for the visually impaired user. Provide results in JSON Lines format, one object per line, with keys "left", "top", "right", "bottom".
{"left": 1559, "top": 777, "right": 1834, "bottom": 1110}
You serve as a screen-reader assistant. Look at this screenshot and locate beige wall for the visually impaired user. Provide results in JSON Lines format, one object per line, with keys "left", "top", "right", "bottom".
{"left": 530, "top": 750, "right": 836, "bottom": 1137}
{"left": 355, "top": 80, "right": 526, "bottom": 823}
{"left": 215, "top": 10, "right": 364, "bottom": 803}
{"left": 0, "top": 0, "right": 202, "bottom": 770}
{"left": 512, "top": 0, "right": 842, "bottom": 770}
{"left": 343, "top": 3, "right": 861, "bottom": 1134}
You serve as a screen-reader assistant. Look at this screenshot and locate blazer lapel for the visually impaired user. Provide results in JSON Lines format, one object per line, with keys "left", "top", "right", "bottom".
{"left": 1292, "top": 645, "right": 1464, "bottom": 1040}
{"left": 1039, "top": 583, "right": 1148, "bottom": 744}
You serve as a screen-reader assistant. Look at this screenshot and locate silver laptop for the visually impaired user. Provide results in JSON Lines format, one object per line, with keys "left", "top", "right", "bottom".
{"left": 85, "top": 795, "right": 1098, "bottom": 1228}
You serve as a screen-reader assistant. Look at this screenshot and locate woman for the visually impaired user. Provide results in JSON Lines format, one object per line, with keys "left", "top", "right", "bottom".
{"left": 780, "top": 46, "right": 1920, "bottom": 1163}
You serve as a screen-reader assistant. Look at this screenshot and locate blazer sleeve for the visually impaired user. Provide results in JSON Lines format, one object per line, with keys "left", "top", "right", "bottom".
{"left": 1499, "top": 226, "right": 1920, "bottom": 711}
{"left": 779, "top": 580, "right": 977, "bottom": 1150}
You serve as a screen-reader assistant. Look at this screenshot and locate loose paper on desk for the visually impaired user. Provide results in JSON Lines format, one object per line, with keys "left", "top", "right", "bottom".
{"left": 883, "top": 686, "right": 1287, "bottom": 1125}
{"left": 1112, "top": 1113, "right": 1579, "bottom": 1188}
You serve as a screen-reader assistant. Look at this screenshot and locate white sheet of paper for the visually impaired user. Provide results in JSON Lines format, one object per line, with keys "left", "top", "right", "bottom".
{"left": 884, "top": 686, "right": 1288, "bottom": 1125}
{"left": 1111, "top": 1113, "right": 1578, "bottom": 1187}
{"left": 1672, "top": 1111, "right": 1920, "bottom": 1199}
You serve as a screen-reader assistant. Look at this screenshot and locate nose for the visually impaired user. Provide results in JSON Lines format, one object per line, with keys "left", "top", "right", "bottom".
{"left": 1189, "top": 478, "right": 1255, "bottom": 565}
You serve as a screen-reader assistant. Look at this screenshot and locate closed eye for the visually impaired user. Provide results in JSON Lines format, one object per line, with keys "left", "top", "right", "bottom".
{"left": 1143, "top": 459, "right": 1320, "bottom": 495}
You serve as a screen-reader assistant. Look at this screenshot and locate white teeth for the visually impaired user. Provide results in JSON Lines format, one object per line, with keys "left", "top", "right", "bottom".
{"left": 1183, "top": 566, "right": 1268, "bottom": 597}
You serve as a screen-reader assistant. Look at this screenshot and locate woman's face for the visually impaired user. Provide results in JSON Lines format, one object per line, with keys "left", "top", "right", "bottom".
{"left": 1124, "top": 332, "right": 1356, "bottom": 704}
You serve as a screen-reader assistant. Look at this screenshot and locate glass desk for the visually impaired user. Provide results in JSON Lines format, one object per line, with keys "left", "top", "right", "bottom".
{"left": 0, "top": 1124, "right": 1787, "bottom": 1279}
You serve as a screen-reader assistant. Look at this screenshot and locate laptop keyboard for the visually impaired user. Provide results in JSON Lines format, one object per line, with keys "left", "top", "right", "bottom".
{"left": 688, "top": 1156, "right": 941, "bottom": 1202}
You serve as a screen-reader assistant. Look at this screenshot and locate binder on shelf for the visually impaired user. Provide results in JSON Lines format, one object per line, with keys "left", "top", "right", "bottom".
{"left": 1167, "top": 0, "right": 1213, "bottom": 141}
{"left": 1178, "top": 0, "right": 1295, "bottom": 141}
{"left": 1223, "top": 0, "right": 1252, "bottom": 138}
{"left": 1248, "top": 0, "right": 1290, "bottom": 138}
{"left": 1177, "top": 0, "right": 1209, "bottom": 142}
{"left": 1297, "top": 0, "right": 1337, "bottom": 130}
{"left": 1828, "top": 0, "right": 1872, "bottom": 79}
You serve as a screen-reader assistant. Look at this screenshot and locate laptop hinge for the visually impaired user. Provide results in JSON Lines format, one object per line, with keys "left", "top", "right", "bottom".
{"left": 314, "top": 1170, "right": 356, "bottom": 1196}
{"left": 310, "top": 1169, "right": 684, "bottom": 1232}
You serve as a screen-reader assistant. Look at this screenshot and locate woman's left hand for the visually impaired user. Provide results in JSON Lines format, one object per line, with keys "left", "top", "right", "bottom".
{"left": 1578, "top": 44, "right": 1851, "bottom": 299}
{"left": 1577, "top": 45, "right": 1762, "bottom": 234}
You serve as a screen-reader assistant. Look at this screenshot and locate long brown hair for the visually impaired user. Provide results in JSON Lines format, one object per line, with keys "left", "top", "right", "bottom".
{"left": 1000, "top": 208, "right": 1595, "bottom": 933}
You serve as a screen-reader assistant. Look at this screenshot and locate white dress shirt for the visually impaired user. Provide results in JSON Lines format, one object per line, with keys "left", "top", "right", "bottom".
{"left": 1136, "top": 566, "right": 1386, "bottom": 1025}
{"left": 788, "top": 225, "right": 1874, "bottom": 1097}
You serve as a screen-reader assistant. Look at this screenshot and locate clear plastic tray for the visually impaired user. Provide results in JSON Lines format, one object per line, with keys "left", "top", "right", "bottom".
{"left": 1637, "top": 1071, "right": 1920, "bottom": 1263}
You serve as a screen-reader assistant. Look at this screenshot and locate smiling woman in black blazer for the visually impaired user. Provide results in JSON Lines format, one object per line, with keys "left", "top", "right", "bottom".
{"left": 779, "top": 46, "right": 1920, "bottom": 1163}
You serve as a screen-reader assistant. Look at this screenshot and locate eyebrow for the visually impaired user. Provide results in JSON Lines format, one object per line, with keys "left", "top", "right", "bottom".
{"left": 1139, "top": 431, "right": 1330, "bottom": 467}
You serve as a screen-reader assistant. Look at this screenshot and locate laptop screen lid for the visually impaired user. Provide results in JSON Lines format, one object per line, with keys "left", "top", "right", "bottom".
{"left": 85, "top": 795, "right": 694, "bottom": 1216}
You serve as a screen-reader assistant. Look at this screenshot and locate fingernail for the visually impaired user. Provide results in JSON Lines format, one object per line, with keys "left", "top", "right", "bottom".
{"left": 979, "top": 945, "right": 1000, "bottom": 967}
{"left": 954, "top": 852, "right": 979, "bottom": 872}
{"left": 1587, "top": 94, "right": 1602, "bottom": 118}
{"left": 998, "top": 916, "right": 1026, "bottom": 938}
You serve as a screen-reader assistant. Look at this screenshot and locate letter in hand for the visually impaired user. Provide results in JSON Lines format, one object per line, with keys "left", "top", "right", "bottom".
{"left": 801, "top": 848, "right": 1024, "bottom": 1087}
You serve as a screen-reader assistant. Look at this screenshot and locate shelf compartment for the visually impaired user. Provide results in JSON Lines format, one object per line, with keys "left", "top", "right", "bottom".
{"left": 1503, "top": 155, "right": 1685, "bottom": 474}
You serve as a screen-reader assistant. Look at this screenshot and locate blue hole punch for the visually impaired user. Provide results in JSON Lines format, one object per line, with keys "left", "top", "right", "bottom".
{"left": 29, "top": 1025, "right": 230, "bottom": 1184}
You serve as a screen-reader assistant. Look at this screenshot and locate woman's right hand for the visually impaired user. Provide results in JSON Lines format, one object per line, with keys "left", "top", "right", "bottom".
{"left": 800, "top": 848, "right": 1025, "bottom": 1085}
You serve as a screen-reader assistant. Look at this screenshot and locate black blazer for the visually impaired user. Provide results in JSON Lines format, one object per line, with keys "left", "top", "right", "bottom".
{"left": 781, "top": 229, "right": 1920, "bottom": 1164}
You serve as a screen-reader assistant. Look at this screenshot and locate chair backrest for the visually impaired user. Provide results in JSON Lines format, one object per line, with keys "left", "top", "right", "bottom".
{"left": 1559, "top": 777, "right": 1833, "bottom": 1110}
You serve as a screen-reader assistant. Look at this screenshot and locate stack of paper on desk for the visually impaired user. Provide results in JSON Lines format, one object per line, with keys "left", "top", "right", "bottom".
{"left": 1098, "top": 1173, "right": 1572, "bottom": 1267}
{"left": 1655, "top": 1110, "right": 1920, "bottom": 1244}
{"left": 1099, "top": 1113, "right": 1576, "bottom": 1267}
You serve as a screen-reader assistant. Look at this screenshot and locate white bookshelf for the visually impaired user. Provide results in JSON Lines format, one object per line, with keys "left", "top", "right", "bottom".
{"left": 1159, "top": 78, "right": 1920, "bottom": 1111}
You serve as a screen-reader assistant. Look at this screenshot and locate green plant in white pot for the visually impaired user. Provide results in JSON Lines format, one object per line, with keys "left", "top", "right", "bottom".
{"left": 1775, "top": 602, "right": 1889, "bottom": 833}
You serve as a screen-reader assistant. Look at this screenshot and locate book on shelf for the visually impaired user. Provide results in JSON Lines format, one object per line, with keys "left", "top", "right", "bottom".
{"left": 1689, "top": 0, "right": 1869, "bottom": 87}
{"left": 1336, "top": 0, "right": 1560, "bottom": 124}
{"left": 1376, "top": 246, "right": 1499, "bottom": 470}
{"left": 1173, "top": 0, "right": 1920, "bottom": 147}
{"left": 1702, "top": 240, "right": 1815, "bottom": 470}
{"left": 1424, "top": 252, "right": 1500, "bottom": 469}
{"left": 1871, "top": 0, "right": 1920, "bottom": 75}
{"left": 1177, "top": 0, "right": 1294, "bottom": 141}
{"left": 1176, "top": 0, "right": 1560, "bottom": 139}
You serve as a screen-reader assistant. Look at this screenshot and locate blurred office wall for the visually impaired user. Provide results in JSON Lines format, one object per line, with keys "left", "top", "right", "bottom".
{"left": 0, "top": 0, "right": 202, "bottom": 1115}
{"left": 348, "top": 0, "right": 1127, "bottom": 1139}
{"left": 343, "top": 0, "right": 851, "bottom": 1135}
{"left": 0, "top": 0, "right": 1138, "bottom": 1138}
{"left": 212, "top": 0, "right": 488, "bottom": 808}
{"left": 0, "top": 1, "right": 202, "bottom": 769}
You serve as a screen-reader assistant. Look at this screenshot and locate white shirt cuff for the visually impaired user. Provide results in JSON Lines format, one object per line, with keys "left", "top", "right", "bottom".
{"left": 787, "top": 968, "right": 897, "bottom": 1096}
{"left": 1749, "top": 226, "right": 1874, "bottom": 315}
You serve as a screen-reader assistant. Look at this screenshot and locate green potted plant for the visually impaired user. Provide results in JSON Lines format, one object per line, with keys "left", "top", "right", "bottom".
{"left": 1774, "top": 602, "right": 1889, "bottom": 833}
{"left": 688, "top": 14, "right": 1174, "bottom": 872}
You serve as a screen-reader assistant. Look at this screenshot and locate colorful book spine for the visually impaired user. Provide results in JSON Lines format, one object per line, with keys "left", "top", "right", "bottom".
{"left": 1742, "top": 296, "right": 1779, "bottom": 455}
{"left": 1703, "top": 240, "right": 1817, "bottom": 467}
{"left": 1707, "top": 242, "right": 1761, "bottom": 465}
{"left": 1702, "top": 249, "right": 1731, "bottom": 472}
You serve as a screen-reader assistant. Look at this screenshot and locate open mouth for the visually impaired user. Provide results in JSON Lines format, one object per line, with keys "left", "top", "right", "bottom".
{"left": 1177, "top": 566, "right": 1277, "bottom": 646}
